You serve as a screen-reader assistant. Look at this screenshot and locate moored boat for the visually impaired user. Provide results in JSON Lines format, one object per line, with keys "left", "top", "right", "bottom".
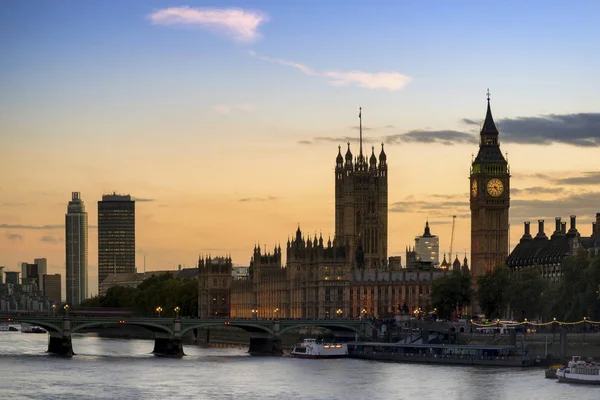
{"left": 21, "top": 325, "right": 47, "bottom": 334}
{"left": 545, "top": 364, "right": 562, "bottom": 379}
{"left": 290, "top": 339, "right": 348, "bottom": 359}
{"left": 556, "top": 356, "right": 600, "bottom": 385}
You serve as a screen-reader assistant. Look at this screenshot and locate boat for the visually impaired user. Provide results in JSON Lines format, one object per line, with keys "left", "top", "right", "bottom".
{"left": 545, "top": 364, "right": 562, "bottom": 379}
{"left": 290, "top": 339, "right": 348, "bottom": 359}
{"left": 556, "top": 356, "right": 600, "bottom": 385}
{"left": 348, "top": 342, "right": 535, "bottom": 367}
{"left": 21, "top": 325, "right": 47, "bottom": 334}
{"left": 0, "top": 324, "right": 19, "bottom": 332}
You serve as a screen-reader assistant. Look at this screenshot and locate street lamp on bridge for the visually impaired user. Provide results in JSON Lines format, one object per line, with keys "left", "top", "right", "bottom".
{"left": 63, "top": 304, "right": 70, "bottom": 318}
{"left": 251, "top": 309, "right": 258, "bottom": 319}
{"left": 336, "top": 309, "right": 343, "bottom": 319}
{"left": 156, "top": 306, "right": 163, "bottom": 317}
{"left": 52, "top": 304, "right": 56, "bottom": 317}
{"left": 274, "top": 308, "right": 279, "bottom": 319}
{"left": 174, "top": 306, "right": 180, "bottom": 319}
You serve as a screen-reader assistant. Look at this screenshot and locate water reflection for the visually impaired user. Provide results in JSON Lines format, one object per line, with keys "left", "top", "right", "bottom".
{"left": 0, "top": 333, "right": 597, "bottom": 400}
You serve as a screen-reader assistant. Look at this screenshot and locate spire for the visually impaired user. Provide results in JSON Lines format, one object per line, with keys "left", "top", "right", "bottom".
{"left": 481, "top": 88, "right": 499, "bottom": 136}
{"left": 423, "top": 221, "right": 432, "bottom": 237}
{"left": 336, "top": 144, "right": 343, "bottom": 165}
{"left": 359, "top": 107, "right": 363, "bottom": 156}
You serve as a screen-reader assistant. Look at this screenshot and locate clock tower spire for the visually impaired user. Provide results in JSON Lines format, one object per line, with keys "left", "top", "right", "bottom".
{"left": 470, "top": 90, "right": 510, "bottom": 288}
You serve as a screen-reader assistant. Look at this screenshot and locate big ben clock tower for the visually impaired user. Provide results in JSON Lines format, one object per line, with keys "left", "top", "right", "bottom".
{"left": 470, "top": 90, "right": 510, "bottom": 284}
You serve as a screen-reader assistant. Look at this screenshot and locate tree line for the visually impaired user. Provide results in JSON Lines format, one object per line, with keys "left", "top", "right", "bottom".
{"left": 81, "top": 273, "right": 198, "bottom": 317}
{"left": 431, "top": 250, "right": 600, "bottom": 321}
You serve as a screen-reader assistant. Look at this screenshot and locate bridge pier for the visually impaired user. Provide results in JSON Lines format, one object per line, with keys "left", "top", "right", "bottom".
{"left": 47, "top": 331, "right": 74, "bottom": 357}
{"left": 153, "top": 337, "right": 184, "bottom": 357}
{"left": 248, "top": 337, "right": 282, "bottom": 356}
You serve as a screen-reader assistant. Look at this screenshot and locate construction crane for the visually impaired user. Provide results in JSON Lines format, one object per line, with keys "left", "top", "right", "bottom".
{"left": 449, "top": 215, "right": 457, "bottom": 262}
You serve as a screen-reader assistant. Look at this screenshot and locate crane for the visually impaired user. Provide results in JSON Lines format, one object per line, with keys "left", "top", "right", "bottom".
{"left": 449, "top": 215, "right": 457, "bottom": 262}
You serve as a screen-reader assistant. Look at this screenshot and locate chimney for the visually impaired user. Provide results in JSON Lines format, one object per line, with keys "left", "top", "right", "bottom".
{"left": 596, "top": 213, "right": 600, "bottom": 233}
{"left": 535, "top": 220, "right": 548, "bottom": 240}
{"left": 520, "top": 221, "right": 533, "bottom": 242}
{"left": 551, "top": 217, "right": 563, "bottom": 239}
{"left": 593, "top": 222, "right": 597, "bottom": 235}
{"left": 561, "top": 222, "right": 567, "bottom": 234}
{"left": 567, "top": 215, "right": 579, "bottom": 237}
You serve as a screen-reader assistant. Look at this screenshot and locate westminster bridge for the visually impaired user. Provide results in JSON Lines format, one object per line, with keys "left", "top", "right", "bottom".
{"left": 2, "top": 314, "right": 372, "bottom": 357}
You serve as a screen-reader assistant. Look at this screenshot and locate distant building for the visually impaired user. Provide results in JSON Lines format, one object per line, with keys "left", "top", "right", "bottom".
{"left": 507, "top": 214, "right": 600, "bottom": 281}
{"left": 411, "top": 221, "right": 440, "bottom": 267}
{"left": 232, "top": 266, "right": 249, "bottom": 280}
{"left": 98, "top": 193, "right": 135, "bottom": 293}
{"left": 0, "top": 266, "right": 4, "bottom": 284}
{"left": 21, "top": 258, "right": 47, "bottom": 287}
{"left": 198, "top": 256, "right": 232, "bottom": 317}
{"left": 42, "top": 274, "right": 61, "bottom": 303}
{"left": 5, "top": 271, "right": 20, "bottom": 285}
{"left": 66, "top": 191, "right": 88, "bottom": 305}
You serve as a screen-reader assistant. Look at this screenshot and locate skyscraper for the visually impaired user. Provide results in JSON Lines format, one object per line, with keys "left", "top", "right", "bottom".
{"left": 470, "top": 91, "right": 510, "bottom": 284}
{"left": 21, "top": 258, "right": 47, "bottom": 287}
{"left": 98, "top": 193, "right": 135, "bottom": 292}
{"left": 66, "top": 192, "right": 88, "bottom": 305}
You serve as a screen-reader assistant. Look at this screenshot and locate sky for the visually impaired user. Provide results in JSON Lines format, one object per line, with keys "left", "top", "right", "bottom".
{"left": 1, "top": 1, "right": 600, "bottom": 296}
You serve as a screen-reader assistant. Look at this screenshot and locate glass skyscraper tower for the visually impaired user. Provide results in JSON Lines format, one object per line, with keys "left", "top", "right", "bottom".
{"left": 66, "top": 192, "right": 88, "bottom": 305}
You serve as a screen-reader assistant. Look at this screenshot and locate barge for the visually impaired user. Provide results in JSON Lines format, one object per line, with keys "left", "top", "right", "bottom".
{"left": 348, "top": 342, "right": 534, "bottom": 367}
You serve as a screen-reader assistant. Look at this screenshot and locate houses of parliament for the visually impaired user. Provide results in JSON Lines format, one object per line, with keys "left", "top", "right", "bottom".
{"left": 198, "top": 99, "right": 508, "bottom": 319}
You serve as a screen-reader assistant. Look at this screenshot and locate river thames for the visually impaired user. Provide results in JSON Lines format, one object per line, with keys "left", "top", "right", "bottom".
{"left": 0, "top": 332, "right": 597, "bottom": 400}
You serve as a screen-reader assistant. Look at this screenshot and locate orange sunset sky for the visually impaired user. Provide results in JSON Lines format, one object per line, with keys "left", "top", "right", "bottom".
{"left": 1, "top": 2, "right": 599, "bottom": 296}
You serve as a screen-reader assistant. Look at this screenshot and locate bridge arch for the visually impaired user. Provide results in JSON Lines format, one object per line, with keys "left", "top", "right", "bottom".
{"left": 14, "top": 319, "right": 63, "bottom": 333}
{"left": 279, "top": 322, "right": 363, "bottom": 336}
{"left": 72, "top": 321, "right": 173, "bottom": 335}
{"left": 180, "top": 322, "right": 273, "bottom": 337}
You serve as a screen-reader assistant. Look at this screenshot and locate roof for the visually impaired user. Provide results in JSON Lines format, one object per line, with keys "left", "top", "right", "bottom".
{"left": 176, "top": 268, "right": 199, "bottom": 280}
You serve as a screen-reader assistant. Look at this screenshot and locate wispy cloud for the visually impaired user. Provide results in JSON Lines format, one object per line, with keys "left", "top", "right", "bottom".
{"left": 249, "top": 51, "right": 411, "bottom": 91}
{"left": 211, "top": 103, "right": 255, "bottom": 114}
{"left": 554, "top": 171, "right": 600, "bottom": 185}
{"left": 0, "top": 223, "right": 63, "bottom": 230}
{"left": 211, "top": 105, "right": 231, "bottom": 114}
{"left": 40, "top": 235, "right": 63, "bottom": 244}
{"left": 131, "top": 197, "right": 155, "bottom": 202}
{"left": 6, "top": 232, "right": 22, "bottom": 241}
{"left": 0, "top": 223, "right": 97, "bottom": 230}
{"left": 149, "top": 7, "right": 269, "bottom": 43}
{"left": 511, "top": 186, "right": 564, "bottom": 196}
{"left": 239, "top": 195, "right": 278, "bottom": 202}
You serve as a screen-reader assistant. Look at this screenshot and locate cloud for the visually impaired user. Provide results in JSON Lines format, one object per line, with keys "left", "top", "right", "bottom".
{"left": 211, "top": 105, "right": 231, "bottom": 114}
{"left": 511, "top": 186, "right": 564, "bottom": 195}
{"left": 385, "top": 130, "right": 478, "bottom": 146}
{"left": 497, "top": 113, "right": 600, "bottom": 147}
{"left": 0, "top": 223, "right": 63, "bottom": 230}
{"left": 298, "top": 140, "right": 312, "bottom": 145}
{"left": 1, "top": 202, "right": 27, "bottom": 206}
{"left": 249, "top": 51, "right": 411, "bottom": 91}
{"left": 149, "top": 7, "right": 269, "bottom": 42}
{"left": 40, "top": 235, "right": 63, "bottom": 244}
{"left": 0, "top": 223, "right": 97, "bottom": 229}
{"left": 554, "top": 171, "right": 600, "bottom": 185}
{"left": 211, "top": 103, "right": 255, "bottom": 114}
{"left": 510, "top": 191, "right": 600, "bottom": 221}
{"left": 389, "top": 195, "right": 469, "bottom": 218}
{"left": 239, "top": 195, "right": 278, "bottom": 202}
{"left": 6, "top": 232, "right": 22, "bottom": 241}
{"left": 131, "top": 197, "right": 155, "bottom": 202}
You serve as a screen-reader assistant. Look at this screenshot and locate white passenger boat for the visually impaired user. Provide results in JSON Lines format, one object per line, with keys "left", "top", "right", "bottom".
{"left": 556, "top": 356, "right": 600, "bottom": 385}
{"left": 290, "top": 339, "right": 348, "bottom": 359}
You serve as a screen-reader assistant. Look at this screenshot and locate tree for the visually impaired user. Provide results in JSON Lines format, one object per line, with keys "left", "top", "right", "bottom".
{"left": 430, "top": 270, "right": 473, "bottom": 320}
{"left": 508, "top": 266, "right": 545, "bottom": 321}
{"left": 476, "top": 266, "right": 510, "bottom": 319}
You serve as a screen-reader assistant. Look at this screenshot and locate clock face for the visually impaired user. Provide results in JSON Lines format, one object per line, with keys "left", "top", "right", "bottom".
{"left": 487, "top": 178, "right": 504, "bottom": 197}
{"left": 471, "top": 180, "right": 478, "bottom": 198}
